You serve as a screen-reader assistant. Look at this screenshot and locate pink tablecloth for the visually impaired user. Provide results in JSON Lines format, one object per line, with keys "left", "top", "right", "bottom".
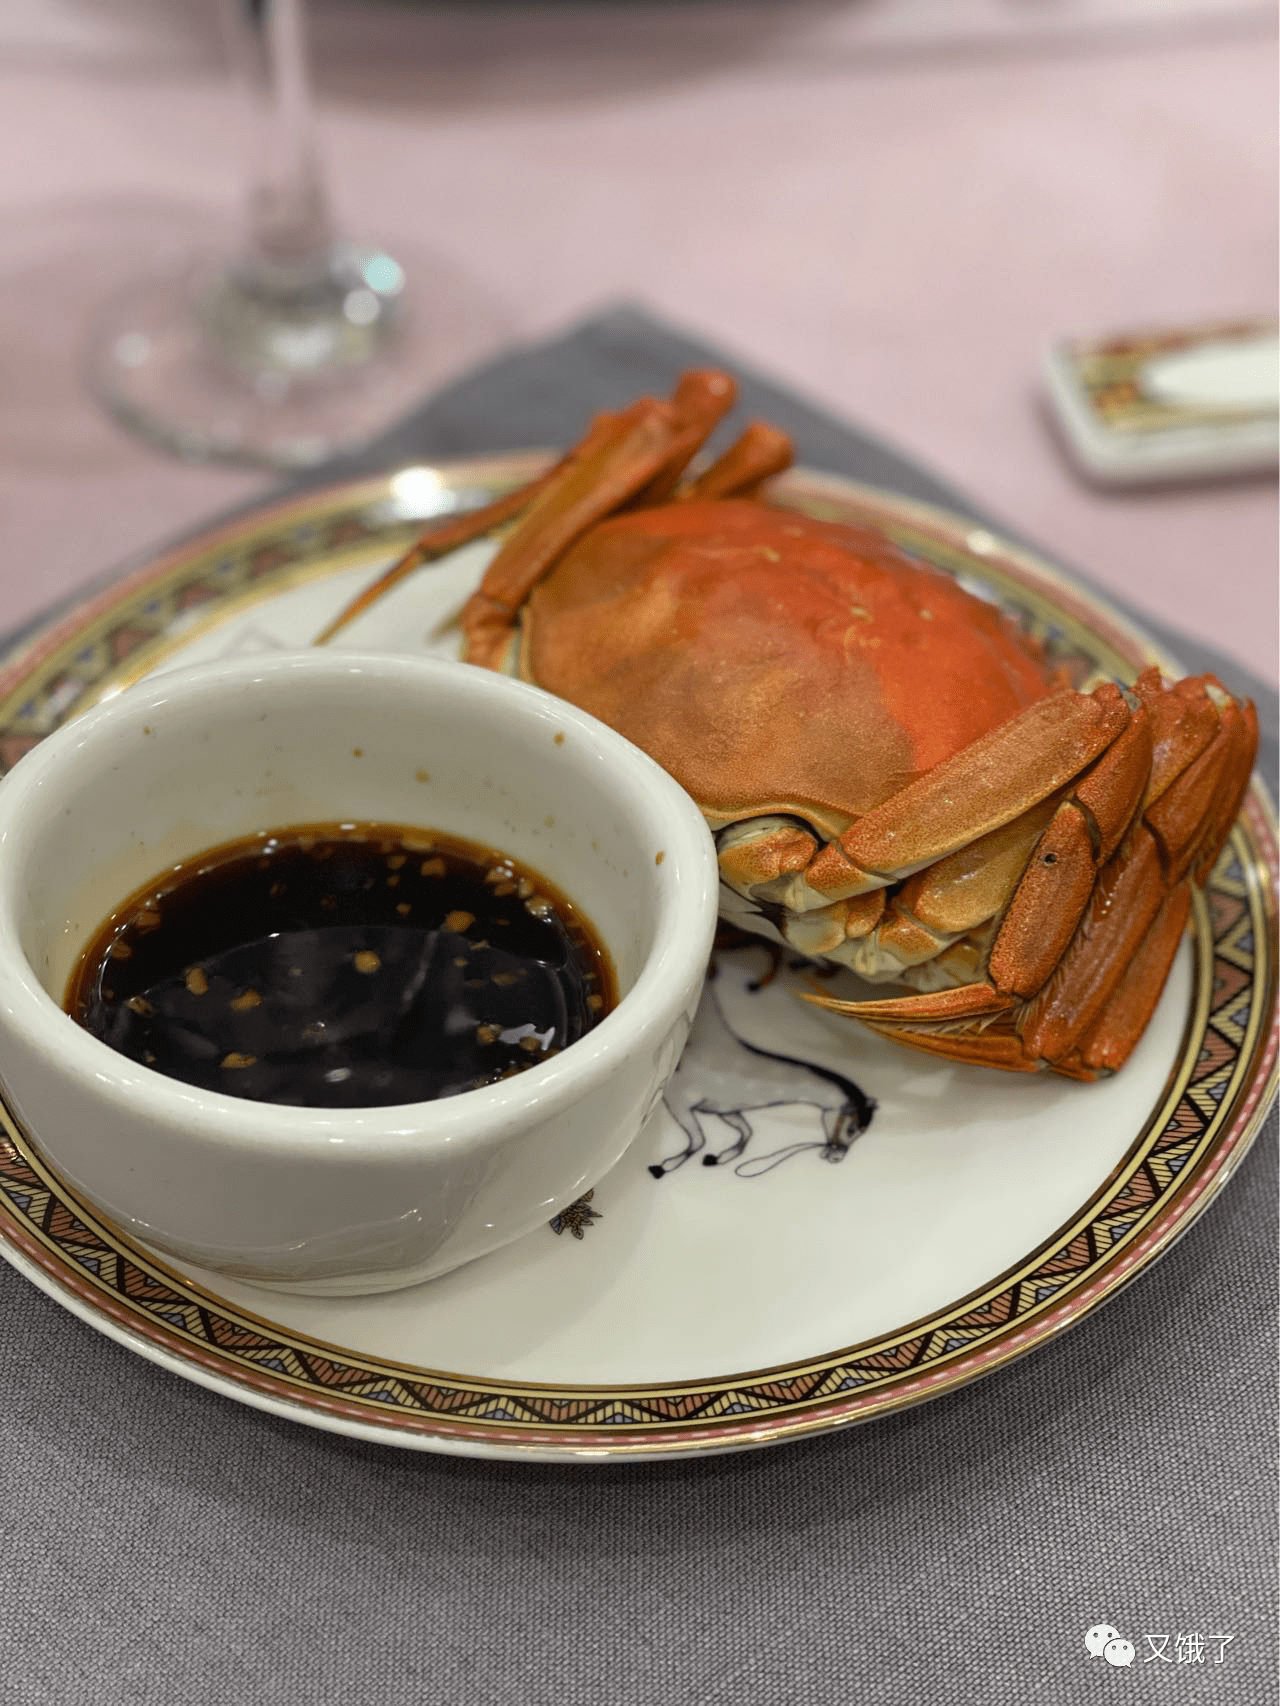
{"left": 1, "top": 1, "right": 1275, "bottom": 680}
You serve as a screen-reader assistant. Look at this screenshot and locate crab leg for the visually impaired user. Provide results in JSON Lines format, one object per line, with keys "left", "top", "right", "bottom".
{"left": 1143, "top": 689, "right": 1258, "bottom": 885}
{"left": 814, "top": 982, "right": 1016, "bottom": 1023}
{"left": 1191, "top": 697, "right": 1258, "bottom": 882}
{"left": 1055, "top": 686, "right": 1256, "bottom": 1078}
{"left": 993, "top": 677, "right": 1252, "bottom": 1063}
{"left": 313, "top": 401, "right": 647, "bottom": 646}
{"left": 983, "top": 700, "right": 1153, "bottom": 997}
{"left": 313, "top": 479, "right": 547, "bottom": 647}
{"left": 954, "top": 698, "right": 1232, "bottom": 1074}
{"left": 1134, "top": 667, "right": 1224, "bottom": 803}
{"left": 680, "top": 421, "right": 794, "bottom": 501}
{"left": 834, "top": 685, "right": 1133, "bottom": 885}
{"left": 460, "top": 403, "right": 687, "bottom": 668}
{"left": 315, "top": 370, "right": 734, "bottom": 651}
{"left": 1015, "top": 822, "right": 1168, "bottom": 1065}
{"left": 806, "top": 674, "right": 1256, "bottom": 1076}
{"left": 1069, "top": 884, "right": 1193, "bottom": 1076}
{"left": 854, "top": 1020, "right": 1092, "bottom": 1078}
{"left": 626, "top": 370, "right": 738, "bottom": 506}
{"left": 462, "top": 374, "right": 739, "bottom": 669}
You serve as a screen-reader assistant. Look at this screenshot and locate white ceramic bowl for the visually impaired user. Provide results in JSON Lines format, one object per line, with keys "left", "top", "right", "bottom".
{"left": 0, "top": 653, "right": 718, "bottom": 1294}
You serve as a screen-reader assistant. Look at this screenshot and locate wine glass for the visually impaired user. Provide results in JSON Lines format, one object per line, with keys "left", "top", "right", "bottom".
{"left": 87, "top": 0, "right": 436, "bottom": 469}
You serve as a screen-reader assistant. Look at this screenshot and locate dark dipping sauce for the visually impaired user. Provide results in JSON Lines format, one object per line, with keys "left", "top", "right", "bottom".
{"left": 65, "top": 823, "right": 616, "bottom": 1109}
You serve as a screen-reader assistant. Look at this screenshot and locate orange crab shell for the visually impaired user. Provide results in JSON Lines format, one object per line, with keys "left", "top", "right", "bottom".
{"left": 518, "top": 499, "right": 1061, "bottom": 836}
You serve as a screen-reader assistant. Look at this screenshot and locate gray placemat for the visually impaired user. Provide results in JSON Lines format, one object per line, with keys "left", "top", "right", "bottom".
{"left": 2, "top": 306, "right": 1275, "bottom": 1706}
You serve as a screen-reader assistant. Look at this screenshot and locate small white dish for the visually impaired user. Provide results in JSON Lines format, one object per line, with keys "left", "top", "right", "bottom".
{"left": 0, "top": 653, "right": 719, "bottom": 1294}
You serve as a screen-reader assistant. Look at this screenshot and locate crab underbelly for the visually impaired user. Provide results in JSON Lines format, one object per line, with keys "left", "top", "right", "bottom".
{"left": 716, "top": 875, "right": 991, "bottom": 991}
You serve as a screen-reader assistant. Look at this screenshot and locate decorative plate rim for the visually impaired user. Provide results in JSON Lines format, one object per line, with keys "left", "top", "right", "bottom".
{"left": 0, "top": 460, "right": 1274, "bottom": 1463}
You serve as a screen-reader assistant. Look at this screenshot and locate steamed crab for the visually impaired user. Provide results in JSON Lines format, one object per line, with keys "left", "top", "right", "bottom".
{"left": 317, "top": 370, "right": 1258, "bottom": 1080}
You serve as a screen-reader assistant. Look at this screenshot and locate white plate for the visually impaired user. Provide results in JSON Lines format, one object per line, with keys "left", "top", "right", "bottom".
{"left": 0, "top": 460, "right": 1274, "bottom": 1461}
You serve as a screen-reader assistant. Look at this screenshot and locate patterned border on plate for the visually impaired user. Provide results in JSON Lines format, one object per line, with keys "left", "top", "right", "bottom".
{"left": 0, "top": 465, "right": 1274, "bottom": 1459}
{"left": 1058, "top": 318, "right": 1278, "bottom": 436}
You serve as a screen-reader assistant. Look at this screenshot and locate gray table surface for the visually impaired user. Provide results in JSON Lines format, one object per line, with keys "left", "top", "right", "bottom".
{"left": 2, "top": 308, "right": 1276, "bottom": 1706}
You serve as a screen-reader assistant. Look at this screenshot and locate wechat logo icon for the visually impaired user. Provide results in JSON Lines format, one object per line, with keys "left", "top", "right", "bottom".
{"left": 1086, "top": 1624, "right": 1134, "bottom": 1667}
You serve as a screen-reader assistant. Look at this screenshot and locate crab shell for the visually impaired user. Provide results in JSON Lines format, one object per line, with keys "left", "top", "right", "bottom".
{"left": 315, "top": 370, "right": 1258, "bottom": 1079}
{"left": 513, "top": 497, "right": 1063, "bottom": 919}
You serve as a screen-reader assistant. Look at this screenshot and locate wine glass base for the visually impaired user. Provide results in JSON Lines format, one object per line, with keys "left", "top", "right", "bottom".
{"left": 87, "top": 245, "right": 454, "bottom": 470}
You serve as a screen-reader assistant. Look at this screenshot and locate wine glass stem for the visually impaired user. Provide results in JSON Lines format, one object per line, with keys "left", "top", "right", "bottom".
{"left": 223, "top": 0, "right": 334, "bottom": 295}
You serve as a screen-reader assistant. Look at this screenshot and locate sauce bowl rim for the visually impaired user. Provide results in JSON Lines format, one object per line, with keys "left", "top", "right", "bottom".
{"left": 0, "top": 652, "right": 719, "bottom": 1159}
